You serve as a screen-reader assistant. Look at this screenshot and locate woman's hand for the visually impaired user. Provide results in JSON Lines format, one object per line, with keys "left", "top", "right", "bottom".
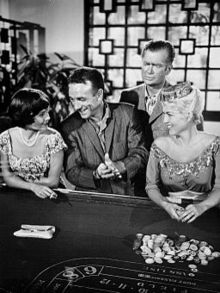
{"left": 179, "top": 203, "right": 206, "bottom": 223}
{"left": 163, "top": 201, "right": 185, "bottom": 221}
{"left": 30, "top": 183, "right": 57, "bottom": 199}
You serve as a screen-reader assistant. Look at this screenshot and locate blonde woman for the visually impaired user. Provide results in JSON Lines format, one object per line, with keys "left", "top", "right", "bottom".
{"left": 146, "top": 82, "right": 220, "bottom": 223}
{"left": 0, "top": 88, "right": 67, "bottom": 199}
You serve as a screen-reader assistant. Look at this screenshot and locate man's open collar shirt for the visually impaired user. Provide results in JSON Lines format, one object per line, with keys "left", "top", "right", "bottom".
{"left": 88, "top": 103, "right": 111, "bottom": 152}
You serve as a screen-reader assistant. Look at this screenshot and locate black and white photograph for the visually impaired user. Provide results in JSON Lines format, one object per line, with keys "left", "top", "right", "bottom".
{"left": 0, "top": 0, "right": 220, "bottom": 292}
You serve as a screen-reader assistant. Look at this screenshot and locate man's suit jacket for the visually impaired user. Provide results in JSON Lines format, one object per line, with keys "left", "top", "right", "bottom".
{"left": 120, "top": 82, "right": 170, "bottom": 150}
{"left": 59, "top": 103, "right": 148, "bottom": 196}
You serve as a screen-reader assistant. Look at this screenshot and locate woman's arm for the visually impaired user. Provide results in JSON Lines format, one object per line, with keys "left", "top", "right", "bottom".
{"left": 181, "top": 139, "right": 220, "bottom": 223}
{"left": 147, "top": 188, "right": 184, "bottom": 221}
{"left": 180, "top": 190, "right": 220, "bottom": 224}
{"left": 37, "top": 150, "right": 64, "bottom": 187}
{"left": 1, "top": 151, "right": 55, "bottom": 199}
{"left": 146, "top": 145, "right": 184, "bottom": 220}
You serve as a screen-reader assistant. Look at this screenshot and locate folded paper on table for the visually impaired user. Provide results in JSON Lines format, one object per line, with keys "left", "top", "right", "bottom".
{"left": 13, "top": 224, "right": 55, "bottom": 239}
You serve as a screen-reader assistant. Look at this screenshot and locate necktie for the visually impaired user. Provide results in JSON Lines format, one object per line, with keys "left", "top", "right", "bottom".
{"left": 146, "top": 95, "right": 157, "bottom": 115}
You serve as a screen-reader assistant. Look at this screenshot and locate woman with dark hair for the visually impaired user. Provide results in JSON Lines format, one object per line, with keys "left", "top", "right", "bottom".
{"left": 0, "top": 88, "right": 66, "bottom": 199}
{"left": 146, "top": 82, "right": 220, "bottom": 223}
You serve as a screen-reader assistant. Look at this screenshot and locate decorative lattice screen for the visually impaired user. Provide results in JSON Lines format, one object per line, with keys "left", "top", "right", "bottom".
{"left": 85, "top": 0, "right": 220, "bottom": 121}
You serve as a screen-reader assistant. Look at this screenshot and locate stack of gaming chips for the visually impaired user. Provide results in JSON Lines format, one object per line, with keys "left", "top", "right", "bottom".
{"left": 133, "top": 233, "right": 220, "bottom": 271}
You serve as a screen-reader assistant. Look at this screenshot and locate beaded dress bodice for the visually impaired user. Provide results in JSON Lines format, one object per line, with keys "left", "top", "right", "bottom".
{"left": 0, "top": 128, "right": 66, "bottom": 182}
{"left": 146, "top": 137, "right": 220, "bottom": 195}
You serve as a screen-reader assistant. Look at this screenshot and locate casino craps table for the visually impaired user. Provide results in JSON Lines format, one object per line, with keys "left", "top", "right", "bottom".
{"left": 25, "top": 257, "right": 220, "bottom": 293}
{"left": 1, "top": 187, "right": 220, "bottom": 293}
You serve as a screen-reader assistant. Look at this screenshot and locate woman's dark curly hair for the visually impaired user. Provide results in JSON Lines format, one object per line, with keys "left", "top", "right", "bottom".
{"left": 8, "top": 88, "right": 50, "bottom": 127}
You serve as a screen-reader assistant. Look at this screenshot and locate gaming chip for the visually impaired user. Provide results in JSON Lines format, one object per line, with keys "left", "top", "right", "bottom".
{"left": 178, "top": 251, "right": 188, "bottom": 258}
{"left": 179, "top": 235, "right": 187, "bottom": 242}
{"left": 212, "top": 251, "right": 220, "bottom": 258}
{"left": 188, "top": 264, "right": 197, "bottom": 269}
{"left": 136, "top": 233, "right": 144, "bottom": 239}
{"left": 194, "top": 258, "right": 201, "bottom": 264}
{"left": 155, "top": 235, "right": 163, "bottom": 242}
{"left": 189, "top": 244, "right": 198, "bottom": 251}
{"left": 147, "top": 239, "right": 154, "bottom": 249}
{"left": 190, "top": 239, "right": 200, "bottom": 245}
{"left": 162, "top": 243, "right": 170, "bottom": 252}
{"left": 191, "top": 268, "right": 198, "bottom": 273}
{"left": 201, "top": 259, "right": 208, "bottom": 266}
{"left": 154, "top": 246, "right": 162, "bottom": 253}
{"left": 140, "top": 246, "right": 152, "bottom": 255}
{"left": 167, "top": 239, "right": 174, "bottom": 246}
{"left": 167, "top": 249, "right": 175, "bottom": 256}
{"left": 155, "top": 251, "right": 164, "bottom": 259}
{"left": 133, "top": 237, "right": 142, "bottom": 250}
{"left": 208, "top": 255, "right": 215, "bottom": 261}
{"left": 145, "top": 258, "right": 154, "bottom": 264}
{"left": 133, "top": 233, "right": 218, "bottom": 268}
{"left": 151, "top": 234, "right": 157, "bottom": 240}
{"left": 164, "top": 254, "right": 172, "bottom": 260}
{"left": 199, "top": 241, "right": 208, "bottom": 247}
{"left": 198, "top": 251, "right": 206, "bottom": 260}
{"left": 180, "top": 241, "right": 190, "bottom": 251}
{"left": 142, "top": 235, "right": 151, "bottom": 243}
{"left": 203, "top": 247, "right": 212, "bottom": 256}
{"left": 154, "top": 257, "right": 163, "bottom": 264}
{"left": 190, "top": 251, "right": 197, "bottom": 257}
{"left": 159, "top": 233, "right": 167, "bottom": 239}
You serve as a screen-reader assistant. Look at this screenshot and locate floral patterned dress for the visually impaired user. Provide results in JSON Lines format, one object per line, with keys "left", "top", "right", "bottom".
{"left": 146, "top": 137, "right": 220, "bottom": 198}
{"left": 0, "top": 128, "right": 67, "bottom": 182}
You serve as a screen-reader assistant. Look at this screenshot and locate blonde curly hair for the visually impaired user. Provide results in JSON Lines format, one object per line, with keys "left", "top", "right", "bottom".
{"left": 161, "top": 82, "right": 204, "bottom": 125}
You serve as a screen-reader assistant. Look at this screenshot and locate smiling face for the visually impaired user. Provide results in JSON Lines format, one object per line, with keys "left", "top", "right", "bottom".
{"left": 69, "top": 81, "right": 103, "bottom": 120}
{"left": 163, "top": 103, "right": 189, "bottom": 136}
{"left": 27, "top": 107, "right": 50, "bottom": 131}
{"left": 142, "top": 49, "right": 172, "bottom": 89}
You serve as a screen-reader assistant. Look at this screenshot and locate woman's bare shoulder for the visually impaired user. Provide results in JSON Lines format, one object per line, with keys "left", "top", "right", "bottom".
{"left": 197, "top": 132, "right": 217, "bottom": 146}
{"left": 41, "top": 127, "right": 60, "bottom": 136}
{"left": 153, "top": 136, "right": 173, "bottom": 152}
{"left": 7, "top": 127, "right": 18, "bottom": 134}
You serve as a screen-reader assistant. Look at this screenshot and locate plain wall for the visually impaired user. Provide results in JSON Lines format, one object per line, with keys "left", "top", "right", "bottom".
{"left": 7, "top": 0, "right": 84, "bottom": 65}
{"left": 204, "top": 122, "right": 220, "bottom": 136}
{"left": 0, "top": 0, "right": 9, "bottom": 17}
